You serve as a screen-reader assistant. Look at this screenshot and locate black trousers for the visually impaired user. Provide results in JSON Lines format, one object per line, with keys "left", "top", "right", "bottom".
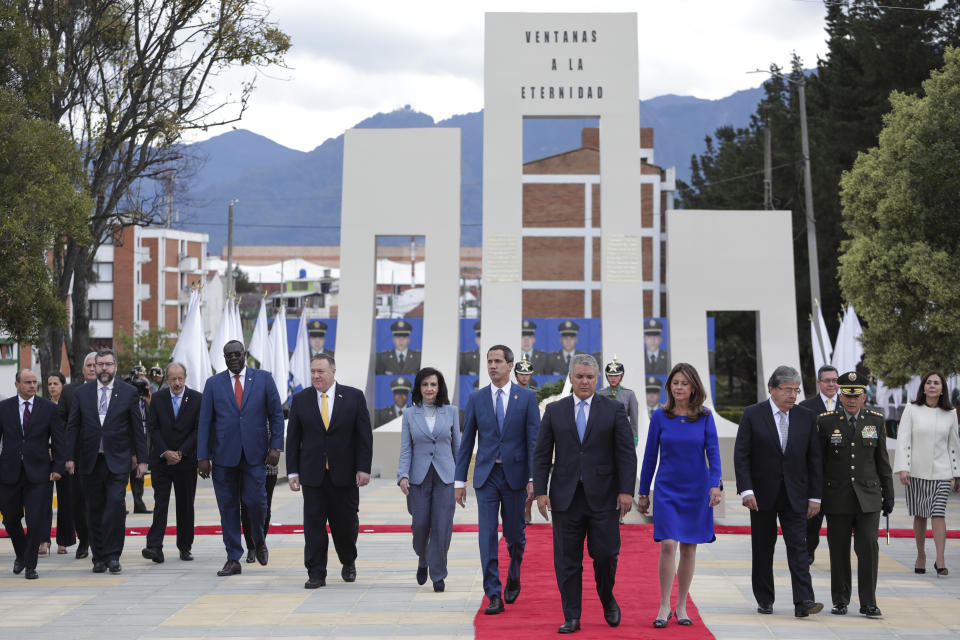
{"left": 146, "top": 458, "right": 198, "bottom": 552}
{"left": 41, "top": 475, "right": 75, "bottom": 546}
{"left": 302, "top": 476, "right": 359, "bottom": 579}
{"left": 241, "top": 474, "right": 277, "bottom": 550}
{"left": 70, "top": 471, "right": 88, "bottom": 549}
{"left": 806, "top": 511, "right": 824, "bottom": 559}
{"left": 551, "top": 483, "right": 620, "bottom": 619}
{"left": 749, "top": 486, "right": 814, "bottom": 606}
{"left": 0, "top": 469, "right": 47, "bottom": 571}
{"left": 129, "top": 471, "right": 146, "bottom": 508}
{"left": 82, "top": 455, "right": 129, "bottom": 563}
{"left": 826, "top": 510, "right": 881, "bottom": 607}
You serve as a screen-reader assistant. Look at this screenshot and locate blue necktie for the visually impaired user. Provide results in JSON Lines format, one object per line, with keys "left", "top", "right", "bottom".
{"left": 495, "top": 389, "right": 505, "bottom": 434}
{"left": 576, "top": 400, "right": 587, "bottom": 442}
{"left": 172, "top": 394, "right": 180, "bottom": 418}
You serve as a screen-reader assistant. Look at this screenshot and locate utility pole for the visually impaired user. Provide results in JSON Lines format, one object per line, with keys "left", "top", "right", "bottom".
{"left": 763, "top": 120, "right": 773, "bottom": 210}
{"left": 797, "top": 80, "right": 826, "bottom": 362}
{"left": 226, "top": 199, "right": 238, "bottom": 297}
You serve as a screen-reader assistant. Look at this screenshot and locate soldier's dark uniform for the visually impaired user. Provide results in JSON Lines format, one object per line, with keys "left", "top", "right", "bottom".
{"left": 458, "top": 321, "right": 481, "bottom": 375}
{"left": 817, "top": 371, "right": 894, "bottom": 618}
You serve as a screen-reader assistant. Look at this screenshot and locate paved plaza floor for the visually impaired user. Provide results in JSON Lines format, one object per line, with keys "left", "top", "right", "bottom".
{"left": 1, "top": 477, "right": 958, "bottom": 639}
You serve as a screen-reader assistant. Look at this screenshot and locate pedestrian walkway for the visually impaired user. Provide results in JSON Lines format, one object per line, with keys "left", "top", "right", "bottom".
{"left": 0, "top": 479, "right": 957, "bottom": 638}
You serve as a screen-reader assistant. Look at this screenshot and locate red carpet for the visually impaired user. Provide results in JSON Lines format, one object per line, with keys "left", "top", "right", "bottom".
{"left": 474, "top": 524, "right": 715, "bottom": 639}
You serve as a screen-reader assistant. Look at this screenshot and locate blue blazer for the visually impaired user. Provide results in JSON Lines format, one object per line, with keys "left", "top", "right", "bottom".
{"left": 397, "top": 404, "right": 461, "bottom": 485}
{"left": 455, "top": 383, "right": 540, "bottom": 491}
{"left": 197, "top": 368, "right": 284, "bottom": 467}
{"left": 67, "top": 380, "right": 148, "bottom": 475}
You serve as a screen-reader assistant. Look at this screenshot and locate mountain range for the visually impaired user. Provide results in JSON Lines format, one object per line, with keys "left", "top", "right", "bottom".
{"left": 174, "top": 84, "right": 765, "bottom": 252}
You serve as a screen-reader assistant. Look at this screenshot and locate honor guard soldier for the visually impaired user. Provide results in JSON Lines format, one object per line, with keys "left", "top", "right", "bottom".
{"left": 459, "top": 322, "right": 482, "bottom": 375}
{"left": 514, "top": 357, "right": 537, "bottom": 389}
{"left": 375, "top": 320, "right": 421, "bottom": 375}
{"left": 518, "top": 321, "right": 547, "bottom": 374}
{"left": 645, "top": 376, "right": 662, "bottom": 415}
{"left": 376, "top": 377, "right": 411, "bottom": 427}
{"left": 643, "top": 320, "right": 670, "bottom": 374}
{"left": 817, "top": 371, "right": 894, "bottom": 618}
{"left": 308, "top": 320, "right": 335, "bottom": 358}
{"left": 599, "top": 357, "right": 639, "bottom": 446}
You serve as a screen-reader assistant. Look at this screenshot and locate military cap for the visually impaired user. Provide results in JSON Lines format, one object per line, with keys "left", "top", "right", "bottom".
{"left": 390, "top": 319, "right": 413, "bottom": 336}
{"left": 473, "top": 321, "right": 481, "bottom": 336}
{"left": 645, "top": 376, "right": 661, "bottom": 393}
{"left": 131, "top": 361, "right": 147, "bottom": 376}
{"left": 149, "top": 363, "right": 163, "bottom": 378}
{"left": 838, "top": 370, "right": 869, "bottom": 396}
{"left": 515, "top": 357, "right": 535, "bottom": 375}
{"left": 643, "top": 319, "right": 663, "bottom": 335}
{"left": 604, "top": 356, "right": 624, "bottom": 376}
{"left": 390, "top": 377, "right": 412, "bottom": 393}
{"left": 558, "top": 320, "right": 580, "bottom": 336}
{"left": 308, "top": 319, "right": 328, "bottom": 337}
{"left": 521, "top": 320, "right": 537, "bottom": 336}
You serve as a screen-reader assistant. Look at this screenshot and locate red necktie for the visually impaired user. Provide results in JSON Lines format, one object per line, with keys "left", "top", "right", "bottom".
{"left": 22, "top": 401, "right": 31, "bottom": 435}
{"left": 234, "top": 374, "right": 243, "bottom": 409}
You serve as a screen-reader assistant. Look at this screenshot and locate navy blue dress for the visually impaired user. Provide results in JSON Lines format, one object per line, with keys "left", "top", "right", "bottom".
{"left": 638, "top": 408, "right": 722, "bottom": 543}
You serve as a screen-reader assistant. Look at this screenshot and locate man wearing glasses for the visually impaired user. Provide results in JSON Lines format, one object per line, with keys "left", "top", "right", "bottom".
{"left": 799, "top": 366, "right": 840, "bottom": 565}
{"left": 734, "top": 365, "right": 824, "bottom": 618}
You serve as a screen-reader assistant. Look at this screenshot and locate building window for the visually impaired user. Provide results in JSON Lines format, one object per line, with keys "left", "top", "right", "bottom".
{"left": 92, "top": 262, "right": 113, "bottom": 283}
{"left": 0, "top": 340, "right": 17, "bottom": 364}
{"left": 89, "top": 300, "right": 113, "bottom": 320}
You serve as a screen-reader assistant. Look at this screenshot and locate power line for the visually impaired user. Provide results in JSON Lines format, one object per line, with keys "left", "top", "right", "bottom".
{"left": 791, "top": 0, "right": 948, "bottom": 12}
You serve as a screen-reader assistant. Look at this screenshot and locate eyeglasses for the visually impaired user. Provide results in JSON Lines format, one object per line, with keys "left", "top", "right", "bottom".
{"left": 776, "top": 386, "right": 801, "bottom": 395}
{"left": 820, "top": 378, "right": 839, "bottom": 385}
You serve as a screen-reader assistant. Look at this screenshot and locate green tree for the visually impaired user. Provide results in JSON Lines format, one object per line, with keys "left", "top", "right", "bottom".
{"left": 838, "top": 47, "right": 960, "bottom": 385}
{"left": 114, "top": 325, "right": 174, "bottom": 375}
{"left": 0, "top": 88, "right": 90, "bottom": 343}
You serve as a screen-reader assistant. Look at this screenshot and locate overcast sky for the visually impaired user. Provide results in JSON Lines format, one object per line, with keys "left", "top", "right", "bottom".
{"left": 196, "top": 0, "right": 830, "bottom": 151}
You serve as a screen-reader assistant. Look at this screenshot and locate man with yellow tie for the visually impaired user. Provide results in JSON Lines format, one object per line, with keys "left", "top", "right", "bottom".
{"left": 799, "top": 365, "right": 840, "bottom": 565}
{"left": 286, "top": 354, "right": 373, "bottom": 589}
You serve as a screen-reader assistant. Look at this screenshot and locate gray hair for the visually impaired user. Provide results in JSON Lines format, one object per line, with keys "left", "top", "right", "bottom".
{"left": 767, "top": 365, "right": 801, "bottom": 389}
{"left": 83, "top": 351, "right": 97, "bottom": 365}
{"left": 310, "top": 353, "right": 336, "bottom": 369}
{"left": 568, "top": 353, "right": 599, "bottom": 375}
{"left": 166, "top": 361, "right": 187, "bottom": 378}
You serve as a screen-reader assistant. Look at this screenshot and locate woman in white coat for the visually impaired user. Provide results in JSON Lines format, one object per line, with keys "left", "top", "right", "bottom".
{"left": 893, "top": 370, "right": 960, "bottom": 576}
{"left": 397, "top": 367, "right": 461, "bottom": 592}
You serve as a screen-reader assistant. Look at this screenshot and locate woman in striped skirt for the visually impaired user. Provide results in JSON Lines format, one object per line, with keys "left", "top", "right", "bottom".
{"left": 893, "top": 371, "right": 960, "bottom": 576}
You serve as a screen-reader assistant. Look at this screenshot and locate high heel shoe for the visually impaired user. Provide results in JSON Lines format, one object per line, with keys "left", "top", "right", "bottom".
{"left": 915, "top": 566, "right": 926, "bottom": 574}
{"left": 934, "top": 563, "right": 948, "bottom": 577}
{"left": 652, "top": 610, "right": 672, "bottom": 628}
{"left": 675, "top": 609, "right": 693, "bottom": 626}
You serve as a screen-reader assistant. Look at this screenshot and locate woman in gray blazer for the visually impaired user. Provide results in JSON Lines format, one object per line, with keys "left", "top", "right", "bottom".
{"left": 397, "top": 367, "right": 460, "bottom": 592}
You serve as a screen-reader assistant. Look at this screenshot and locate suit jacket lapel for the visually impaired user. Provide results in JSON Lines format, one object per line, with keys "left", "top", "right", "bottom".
{"left": 582, "top": 394, "right": 599, "bottom": 443}
{"left": 240, "top": 371, "right": 256, "bottom": 411}
{"left": 102, "top": 385, "right": 122, "bottom": 425}
{"left": 763, "top": 403, "right": 783, "bottom": 455}
{"left": 411, "top": 406, "right": 429, "bottom": 438}
{"left": 327, "top": 386, "right": 344, "bottom": 431}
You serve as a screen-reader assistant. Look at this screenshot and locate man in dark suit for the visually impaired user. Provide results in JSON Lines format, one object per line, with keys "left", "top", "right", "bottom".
{"left": 142, "top": 362, "right": 201, "bottom": 563}
{"left": 455, "top": 345, "right": 540, "bottom": 615}
{"left": 375, "top": 377, "right": 410, "bottom": 427}
{"left": 458, "top": 321, "right": 482, "bottom": 375}
{"left": 0, "top": 370, "right": 67, "bottom": 579}
{"left": 798, "top": 365, "right": 839, "bottom": 565}
{"left": 734, "top": 365, "right": 823, "bottom": 617}
{"left": 534, "top": 354, "right": 636, "bottom": 633}
{"left": 286, "top": 354, "right": 373, "bottom": 589}
{"left": 198, "top": 340, "right": 284, "bottom": 577}
{"left": 518, "top": 320, "right": 548, "bottom": 374}
{"left": 544, "top": 321, "right": 588, "bottom": 375}
{"left": 59, "top": 351, "right": 97, "bottom": 559}
{"left": 65, "top": 349, "right": 148, "bottom": 574}
{"left": 375, "top": 320, "right": 421, "bottom": 375}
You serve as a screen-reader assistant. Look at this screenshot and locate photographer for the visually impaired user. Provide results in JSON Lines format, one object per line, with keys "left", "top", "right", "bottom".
{"left": 125, "top": 364, "right": 153, "bottom": 515}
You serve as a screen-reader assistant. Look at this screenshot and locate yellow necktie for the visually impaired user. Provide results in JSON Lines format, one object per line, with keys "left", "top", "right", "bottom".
{"left": 321, "top": 393, "right": 330, "bottom": 429}
{"left": 827, "top": 397, "right": 834, "bottom": 411}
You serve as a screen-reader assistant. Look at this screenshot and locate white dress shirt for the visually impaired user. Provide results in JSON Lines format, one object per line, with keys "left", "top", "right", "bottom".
{"left": 740, "top": 399, "right": 820, "bottom": 503}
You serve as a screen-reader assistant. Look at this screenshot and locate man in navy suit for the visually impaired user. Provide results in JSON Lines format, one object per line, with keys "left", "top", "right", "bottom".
{"left": 533, "top": 354, "right": 636, "bottom": 633}
{"left": 0, "top": 370, "right": 67, "bottom": 579}
{"left": 455, "top": 345, "right": 540, "bottom": 614}
{"left": 286, "top": 354, "right": 373, "bottom": 589}
{"left": 66, "top": 349, "right": 148, "bottom": 574}
{"left": 198, "top": 340, "right": 284, "bottom": 577}
{"left": 798, "top": 365, "right": 839, "bottom": 565}
{"left": 142, "top": 362, "right": 202, "bottom": 563}
{"left": 734, "top": 365, "right": 823, "bottom": 617}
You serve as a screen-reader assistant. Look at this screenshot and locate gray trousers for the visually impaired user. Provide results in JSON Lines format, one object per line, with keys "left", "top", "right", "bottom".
{"left": 407, "top": 465, "right": 455, "bottom": 582}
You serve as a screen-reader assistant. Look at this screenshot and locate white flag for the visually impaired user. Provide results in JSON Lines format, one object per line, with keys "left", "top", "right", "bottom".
{"left": 831, "top": 305, "right": 864, "bottom": 375}
{"left": 247, "top": 297, "right": 269, "bottom": 365}
{"left": 232, "top": 297, "right": 244, "bottom": 347}
{"left": 266, "top": 305, "right": 289, "bottom": 405}
{"left": 289, "top": 311, "right": 311, "bottom": 391}
{"left": 171, "top": 289, "right": 212, "bottom": 392}
{"left": 208, "top": 298, "right": 242, "bottom": 374}
{"left": 810, "top": 304, "right": 833, "bottom": 375}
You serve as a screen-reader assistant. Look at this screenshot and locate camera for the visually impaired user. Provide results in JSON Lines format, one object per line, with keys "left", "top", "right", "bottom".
{"left": 124, "top": 372, "right": 151, "bottom": 398}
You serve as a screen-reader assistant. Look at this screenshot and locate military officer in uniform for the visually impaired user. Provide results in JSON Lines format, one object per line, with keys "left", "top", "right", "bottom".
{"left": 599, "top": 358, "right": 639, "bottom": 446}
{"left": 376, "top": 377, "right": 411, "bottom": 427}
{"left": 308, "top": 320, "right": 335, "bottom": 358}
{"left": 645, "top": 376, "right": 662, "bottom": 416}
{"left": 643, "top": 319, "right": 669, "bottom": 375}
{"left": 375, "top": 320, "right": 421, "bottom": 375}
{"left": 817, "top": 371, "right": 894, "bottom": 618}
{"left": 518, "top": 321, "right": 547, "bottom": 374}
{"left": 459, "top": 322, "right": 481, "bottom": 375}
{"left": 544, "top": 321, "right": 587, "bottom": 375}
{"left": 513, "top": 357, "right": 537, "bottom": 390}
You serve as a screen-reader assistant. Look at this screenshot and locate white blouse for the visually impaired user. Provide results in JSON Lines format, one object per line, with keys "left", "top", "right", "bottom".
{"left": 893, "top": 403, "right": 960, "bottom": 480}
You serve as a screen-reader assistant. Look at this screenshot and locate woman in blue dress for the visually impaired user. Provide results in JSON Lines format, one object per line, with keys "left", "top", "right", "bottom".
{"left": 638, "top": 363, "right": 722, "bottom": 628}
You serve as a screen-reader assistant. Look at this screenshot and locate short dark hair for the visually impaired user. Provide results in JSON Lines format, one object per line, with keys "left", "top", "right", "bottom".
{"left": 817, "top": 365, "right": 838, "bottom": 380}
{"left": 47, "top": 371, "right": 66, "bottom": 385}
{"left": 487, "top": 344, "right": 514, "bottom": 363}
{"left": 223, "top": 339, "right": 244, "bottom": 353}
{"left": 310, "top": 353, "right": 336, "bottom": 369}
{"left": 95, "top": 348, "right": 117, "bottom": 364}
{"left": 411, "top": 367, "right": 450, "bottom": 406}
{"left": 912, "top": 370, "right": 954, "bottom": 411}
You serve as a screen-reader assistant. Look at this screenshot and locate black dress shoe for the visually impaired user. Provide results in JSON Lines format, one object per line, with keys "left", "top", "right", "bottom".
{"left": 25, "top": 568, "right": 38, "bottom": 580}
{"left": 245, "top": 549, "right": 256, "bottom": 563}
{"left": 558, "top": 618, "right": 580, "bottom": 633}
{"left": 217, "top": 559, "right": 242, "bottom": 576}
{"left": 756, "top": 604, "right": 773, "bottom": 615}
{"left": 304, "top": 576, "right": 326, "bottom": 589}
{"left": 133, "top": 505, "right": 152, "bottom": 514}
{"left": 341, "top": 563, "right": 356, "bottom": 582}
{"left": 92, "top": 561, "right": 107, "bottom": 573}
{"left": 12, "top": 559, "right": 24, "bottom": 575}
{"left": 75, "top": 545, "right": 89, "bottom": 559}
{"left": 860, "top": 605, "right": 882, "bottom": 618}
{"left": 108, "top": 560, "right": 122, "bottom": 574}
{"left": 794, "top": 600, "right": 823, "bottom": 617}
{"left": 417, "top": 566, "right": 428, "bottom": 585}
{"left": 141, "top": 547, "right": 164, "bottom": 563}
{"left": 256, "top": 544, "right": 269, "bottom": 566}
{"left": 179, "top": 550, "right": 194, "bottom": 561}
{"left": 504, "top": 577, "right": 521, "bottom": 604}
{"left": 831, "top": 604, "right": 848, "bottom": 615}
{"left": 603, "top": 599, "right": 621, "bottom": 627}
{"left": 484, "top": 595, "right": 504, "bottom": 615}
{"left": 433, "top": 579, "right": 445, "bottom": 592}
